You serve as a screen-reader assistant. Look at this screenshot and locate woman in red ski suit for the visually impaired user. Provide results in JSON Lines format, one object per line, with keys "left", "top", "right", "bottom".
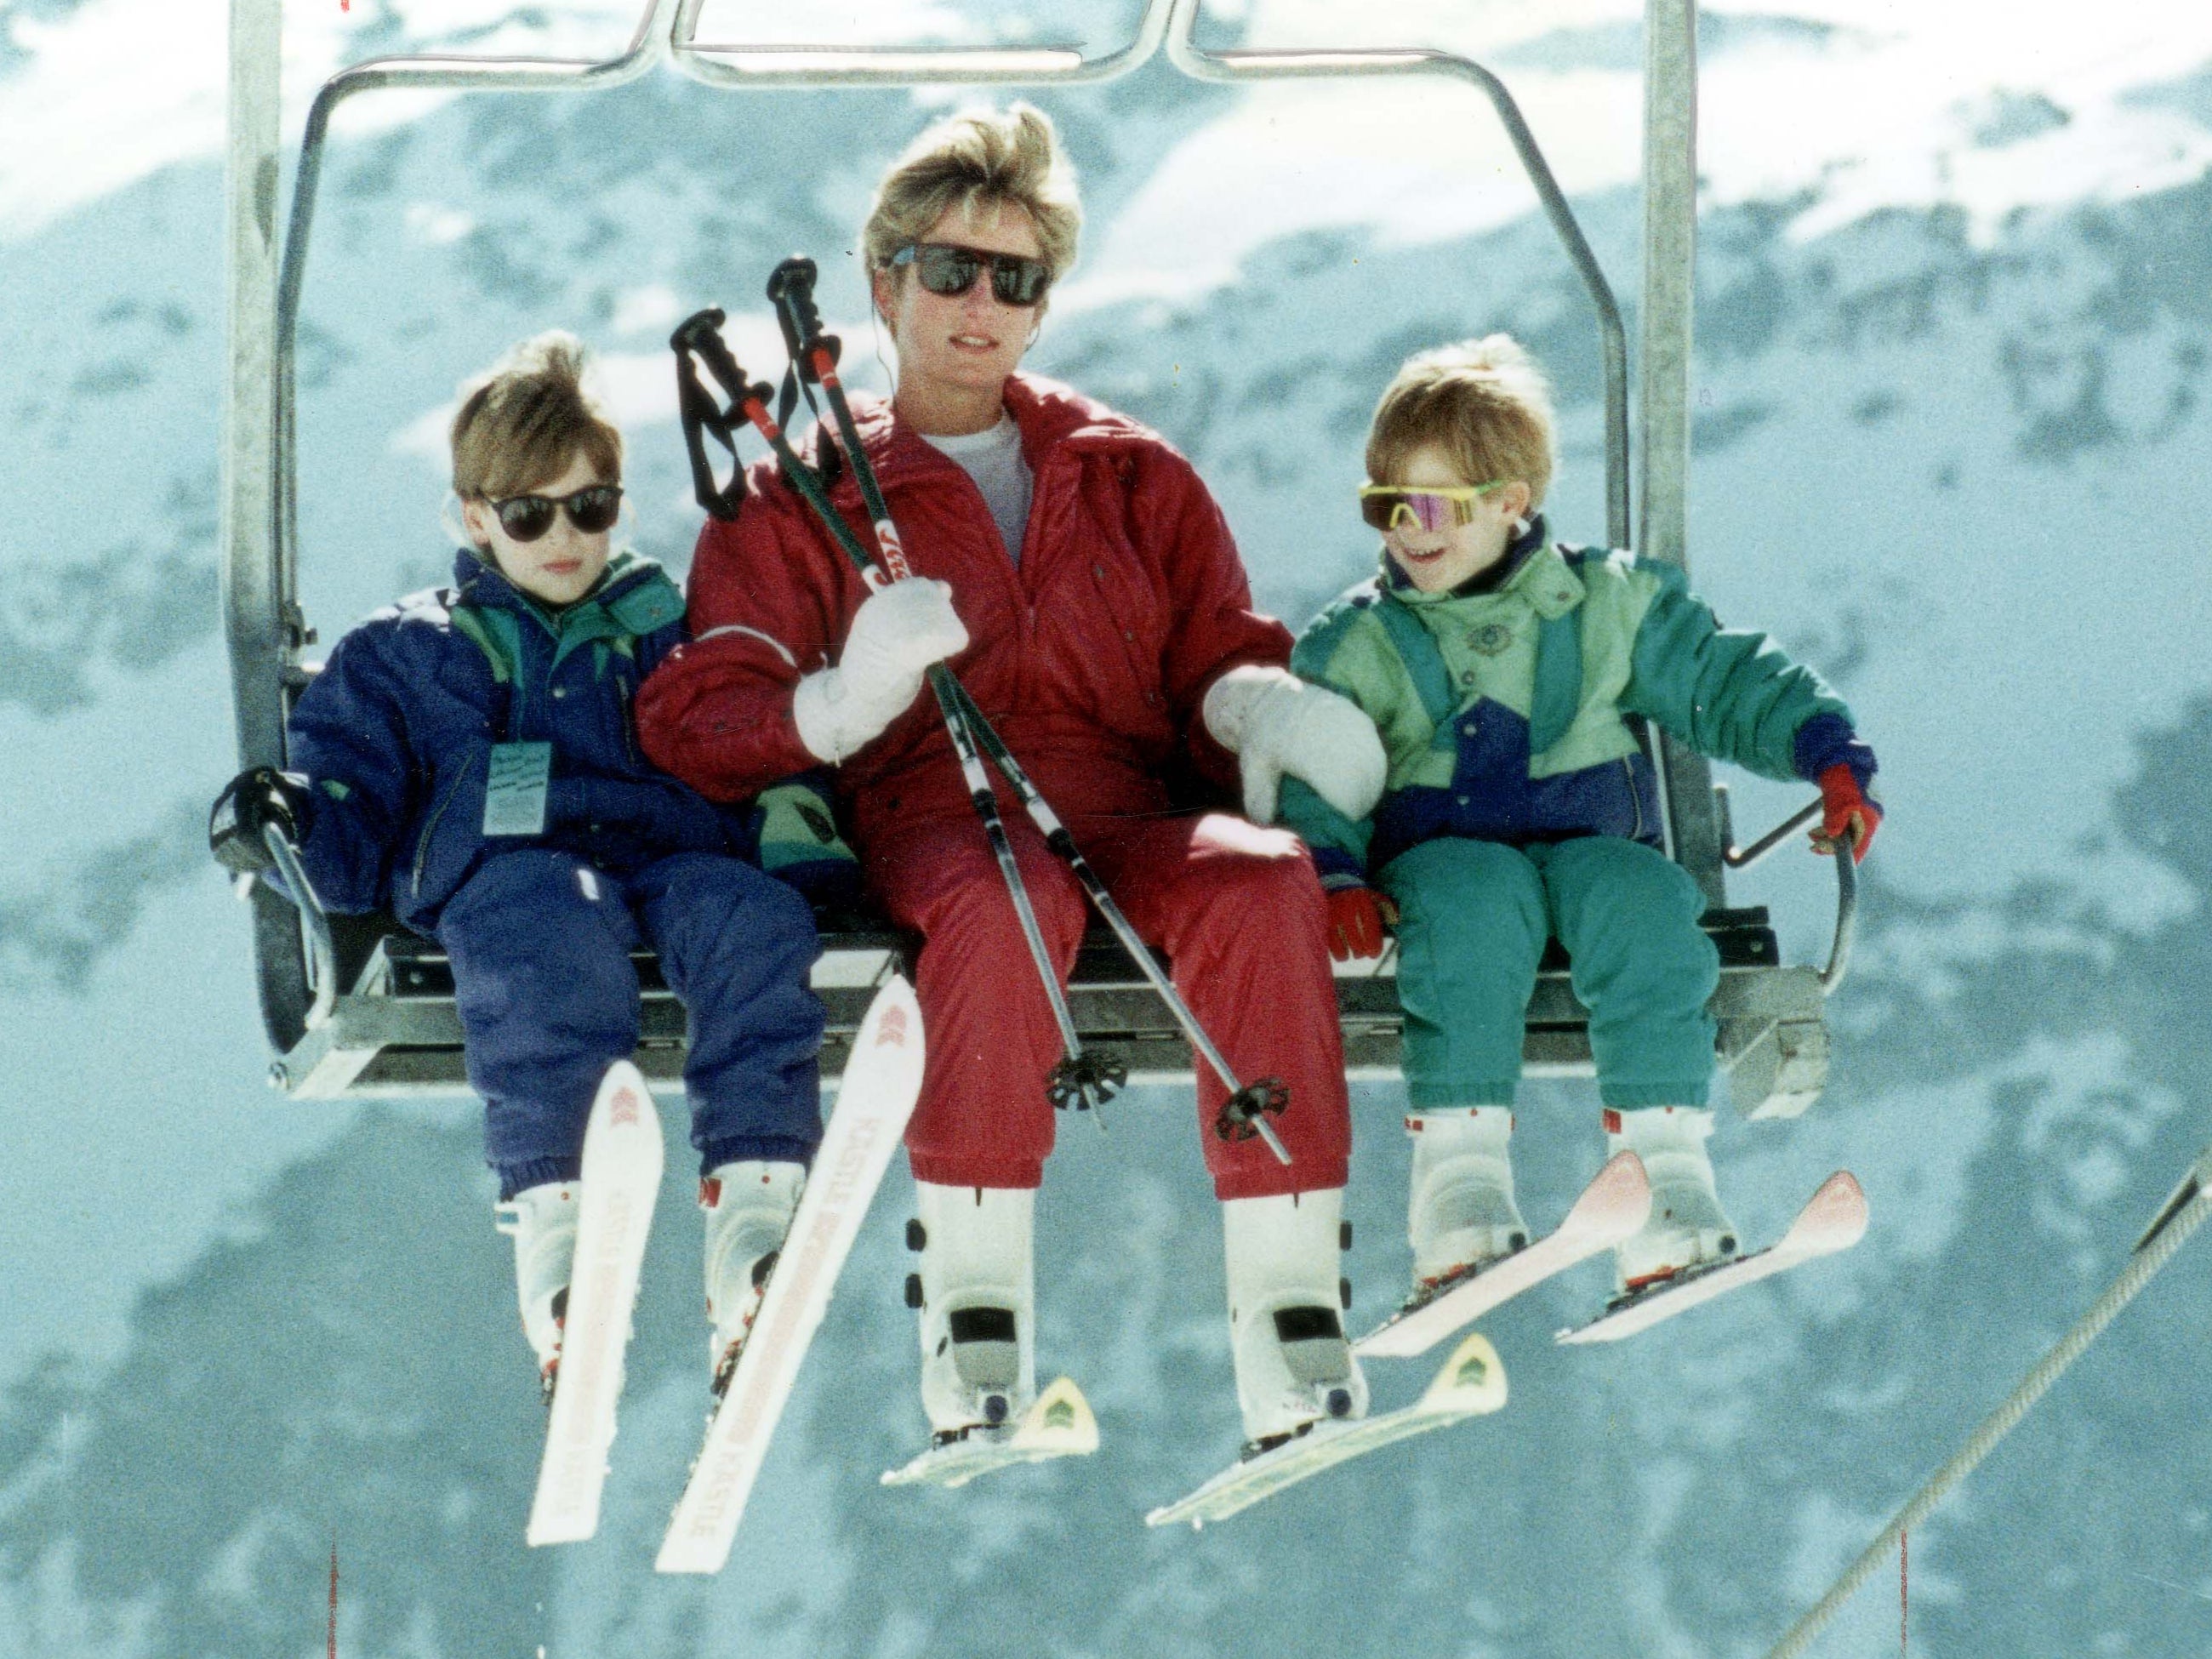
{"left": 638, "top": 105, "right": 1383, "bottom": 1454}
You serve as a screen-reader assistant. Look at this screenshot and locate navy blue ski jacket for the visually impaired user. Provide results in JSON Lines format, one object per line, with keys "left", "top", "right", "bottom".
{"left": 288, "top": 549, "right": 822, "bottom": 933}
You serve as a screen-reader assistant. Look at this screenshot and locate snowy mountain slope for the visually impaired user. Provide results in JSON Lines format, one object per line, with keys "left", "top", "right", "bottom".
{"left": 4, "top": 2, "right": 2212, "bottom": 1654}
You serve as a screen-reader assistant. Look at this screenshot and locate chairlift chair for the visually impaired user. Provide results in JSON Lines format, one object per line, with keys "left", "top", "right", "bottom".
{"left": 223, "top": 0, "right": 1854, "bottom": 1114}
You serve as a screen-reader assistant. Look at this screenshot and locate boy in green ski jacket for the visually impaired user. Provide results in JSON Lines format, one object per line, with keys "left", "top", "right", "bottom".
{"left": 1276, "top": 336, "right": 1882, "bottom": 1308}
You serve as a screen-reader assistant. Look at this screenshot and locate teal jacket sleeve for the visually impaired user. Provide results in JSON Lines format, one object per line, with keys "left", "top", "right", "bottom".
{"left": 1620, "top": 562, "right": 1855, "bottom": 783}
{"left": 1275, "top": 624, "right": 1377, "bottom": 885}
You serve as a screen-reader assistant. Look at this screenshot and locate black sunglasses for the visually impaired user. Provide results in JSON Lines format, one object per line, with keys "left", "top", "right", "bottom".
{"left": 889, "top": 242, "right": 1053, "bottom": 308}
{"left": 485, "top": 484, "right": 623, "bottom": 543}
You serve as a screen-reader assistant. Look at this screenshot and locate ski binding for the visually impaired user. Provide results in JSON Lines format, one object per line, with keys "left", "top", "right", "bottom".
{"left": 526, "top": 1060, "right": 663, "bottom": 1547}
{"left": 1146, "top": 1331, "right": 1507, "bottom": 1529}
{"left": 1557, "top": 1170, "right": 1867, "bottom": 1345}
{"left": 881, "top": 1375, "right": 1099, "bottom": 1490}
{"left": 1355, "top": 1151, "right": 1650, "bottom": 1360}
{"left": 656, "top": 976, "right": 926, "bottom": 1575}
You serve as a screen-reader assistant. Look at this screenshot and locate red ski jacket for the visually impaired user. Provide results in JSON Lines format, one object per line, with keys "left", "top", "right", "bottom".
{"left": 636, "top": 374, "right": 1292, "bottom": 847}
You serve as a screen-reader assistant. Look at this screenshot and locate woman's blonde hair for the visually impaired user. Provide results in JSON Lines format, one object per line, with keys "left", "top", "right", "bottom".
{"left": 861, "top": 103, "right": 1082, "bottom": 287}
{"left": 450, "top": 331, "right": 623, "bottom": 500}
{"left": 1365, "top": 335, "right": 1557, "bottom": 509}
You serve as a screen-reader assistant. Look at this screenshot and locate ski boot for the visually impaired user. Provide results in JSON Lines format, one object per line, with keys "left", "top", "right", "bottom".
{"left": 1604, "top": 1107, "right": 1740, "bottom": 1296}
{"left": 703, "top": 1160, "right": 807, "bottom": 1397}
{"left": 493, "top": 1181, "right": 579, "bottom": 1405}
{"left": 911, "top": 1183, "right": 1035, "bottom": 1443}
{"left": 1223, "top": 1188, "right": 1367, "bottom": 1457}
{"left": 1405, "top": 1107, "right": 1530, "bottom": 1306}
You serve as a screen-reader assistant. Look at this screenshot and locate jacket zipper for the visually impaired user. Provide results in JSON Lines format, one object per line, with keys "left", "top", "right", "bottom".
{"left": 412, "top": 757, "right": 476, "bottom": 900}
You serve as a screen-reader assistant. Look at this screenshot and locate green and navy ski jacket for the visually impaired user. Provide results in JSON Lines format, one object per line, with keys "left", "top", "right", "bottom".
{"left": 1279, "top": 516, "right": 1874, "bottom": 885}
{"left": 286, "top": 549, "right": 854, "bottom": 931}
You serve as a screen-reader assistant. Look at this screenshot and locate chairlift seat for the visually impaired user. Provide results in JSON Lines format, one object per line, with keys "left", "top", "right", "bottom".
{"left": 271, "top": 904, "right": 1827, "bottom": 1120}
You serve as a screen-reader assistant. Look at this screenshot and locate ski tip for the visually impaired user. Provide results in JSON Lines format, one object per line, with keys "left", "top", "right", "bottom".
{"left": 850, "top": 974, "right": 925, "bottom": 1079}
{"left": 879, "top": 1377, "right": 1099, "bottom": 1489}
{"left": 1023, "top": 1376, "right": 1100, "bottom": 1454}
{"left": 865, "top": 973, "right": 921, "bottom": 1040}
{"left": 1572, "top": 1150, "right": 1654, "bottom": 1234}
{"left": 1417, "top": 1332, "right": 1508, "bottom": 1414}
{"left": 1800, "top": 1170, "right": 1870, "bottom": 1249}
{"left": 588, "top": 1058, "right": 662, "bottom": 1143}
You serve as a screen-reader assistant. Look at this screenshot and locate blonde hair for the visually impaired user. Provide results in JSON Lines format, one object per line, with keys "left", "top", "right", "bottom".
{"left": 861, "top": 103, "right": 1082, "bottom": 286}
{"left": 1365, "top": 335, "right": 1556, "bottom": 509}
{"left": 450, "top": 331, "right": 622, "bottom": 499}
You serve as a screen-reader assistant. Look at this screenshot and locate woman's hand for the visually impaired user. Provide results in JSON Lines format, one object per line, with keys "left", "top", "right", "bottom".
{"left": 1202, "top": 664, "right": 1388, "bottom": 826}
{"left": 792, "top": 578, "right": 969, "bottom": 764}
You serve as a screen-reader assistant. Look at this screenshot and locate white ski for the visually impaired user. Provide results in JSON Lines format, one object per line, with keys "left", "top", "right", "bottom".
{"left": 656, "top": 975, "right": 926, "bottom": 1575}
{"left": 1354, "top": 1151, "right": 1650, "bottom": 1360}
{"left": 1145, "top": 1332, "right": 1508, "bottom": 1530}
{"left": 880, "top": 1375, "right": 1099, "bottom": 1490}
{"left": 526, "top": 1061, "right": 664, "bottom": 1547}
{"left": 1556, "top": 1170, "right": 1868, "bottom": 1345}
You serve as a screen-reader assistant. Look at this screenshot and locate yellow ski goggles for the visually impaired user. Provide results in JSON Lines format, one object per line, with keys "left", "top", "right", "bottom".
{"left": 1357, "top": 480, "right": 1507, "bottom": 533}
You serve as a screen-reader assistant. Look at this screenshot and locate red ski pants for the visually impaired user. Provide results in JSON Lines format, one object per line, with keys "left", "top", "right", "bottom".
{"left": 865, "top": 810, "right": 1351, "bottom": 1199}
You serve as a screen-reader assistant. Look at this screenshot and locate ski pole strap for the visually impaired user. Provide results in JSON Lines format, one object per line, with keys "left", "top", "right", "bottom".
{"left": 767, "top": 257, "right": 904, "bottom": 553}
{"left": 1763, "top": 1142, "right": 2212, "bottom": 1659}
{"left": 674, "top": 352, "right": 744, "bottom": 521}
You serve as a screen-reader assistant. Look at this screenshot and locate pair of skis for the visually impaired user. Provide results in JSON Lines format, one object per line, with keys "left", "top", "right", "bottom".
{"left": 525, "top": 976, "right": 926, "bottom": 1574}
{"left": 1145, "top": 1159, "right": 1868, "bottom": 1526}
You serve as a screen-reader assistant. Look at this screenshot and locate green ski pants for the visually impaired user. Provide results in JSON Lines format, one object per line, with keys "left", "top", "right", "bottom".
{"left": 1377, "top": 835, "right": 1719, "bottom": 1111}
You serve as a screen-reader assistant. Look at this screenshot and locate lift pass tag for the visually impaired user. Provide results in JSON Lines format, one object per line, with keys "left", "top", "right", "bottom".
{"left": 483, "top": 743, "right": 552, "bottom": 837}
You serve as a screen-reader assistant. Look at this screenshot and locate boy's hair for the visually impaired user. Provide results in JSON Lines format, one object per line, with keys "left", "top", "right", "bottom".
{"left": 861, "top": 103, "right": 1082, "bottom": 288}
{"left": 1365, "top": 335, "right": 1556, "bottom": 509}
{"left": 450, "top": 331, "right": 622, "bottom": 499}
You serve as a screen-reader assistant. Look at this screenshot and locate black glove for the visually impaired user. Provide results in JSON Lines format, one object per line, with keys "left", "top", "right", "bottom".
{"left": 209, "top": 767, "right": 312, "bottom": 875}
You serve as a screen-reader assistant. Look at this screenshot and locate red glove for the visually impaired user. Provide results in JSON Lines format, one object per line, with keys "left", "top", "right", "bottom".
{"left": 1815, "top": 763, "right": 1881, "bottom": 862}
{"left": 1325, "top": 886, "right": 1394, "bottom": 961}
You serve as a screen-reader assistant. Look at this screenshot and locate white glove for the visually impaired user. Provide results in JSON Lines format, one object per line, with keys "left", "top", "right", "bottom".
{"left": 793, "top": 578, "right": 969, "bottom": 764}
{"left": 1202, "top": 664, "right": 1388, "bottom": 826}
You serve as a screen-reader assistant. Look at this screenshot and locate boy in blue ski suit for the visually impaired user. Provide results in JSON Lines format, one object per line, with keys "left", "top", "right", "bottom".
{"left": 210, "top": 333, "right": 853, "bottom": 1397}
{"left": 1274, "top": 336, "right": 1882, "bottom": 1307}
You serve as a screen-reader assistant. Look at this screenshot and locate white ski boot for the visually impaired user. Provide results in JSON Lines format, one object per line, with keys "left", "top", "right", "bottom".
{"left": 493, "top": 1181, "right": 579, "bottom": 1404}
{"left": 912, "top": 1183, "right": 1036, "bottom": 1442}
{"left": 1223, "top": 1188, "right": 1368, "bottom": 1455}
{"left": 702, "top": 1160, "right": 807, "bottom": 1397}
{"left": 1406, "top": 1108, "right": 1530, "bottom": 1298}
{"left": 1604, "top": 1107, "right": 1740, "bottom": 1295}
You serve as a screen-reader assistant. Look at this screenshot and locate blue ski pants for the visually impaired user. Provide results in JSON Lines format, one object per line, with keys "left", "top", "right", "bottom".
{"left": 1377, "top": 835, "right": 1718, "bottom": 1111}
{"left": 437, "top": 848, "right": 826, "bottom": 1198}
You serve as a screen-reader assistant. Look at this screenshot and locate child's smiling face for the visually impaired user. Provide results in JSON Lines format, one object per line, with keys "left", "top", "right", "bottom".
{"left": 1379, "top": 442, "right": 1533, "bottom": 595}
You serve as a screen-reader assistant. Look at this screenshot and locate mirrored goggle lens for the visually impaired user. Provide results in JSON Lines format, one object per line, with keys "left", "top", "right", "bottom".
{"left": 1359, "top": 492, "right": 1466, "bottom": 533}
{"left": 911, "top": 244, "right": 1052, "bottom": 307}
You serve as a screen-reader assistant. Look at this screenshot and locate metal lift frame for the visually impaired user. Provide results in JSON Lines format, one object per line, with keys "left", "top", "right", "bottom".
{"left": 223, "top": 0, "right": 1849, "bottom": 1105}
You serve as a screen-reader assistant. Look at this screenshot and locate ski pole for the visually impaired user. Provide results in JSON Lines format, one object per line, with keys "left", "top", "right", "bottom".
{"left": 670, "top": 311, "right": 1123, "bottom": 1119}
{"left": 761, "top": 260, "right": 1293, "bottom": 1165}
